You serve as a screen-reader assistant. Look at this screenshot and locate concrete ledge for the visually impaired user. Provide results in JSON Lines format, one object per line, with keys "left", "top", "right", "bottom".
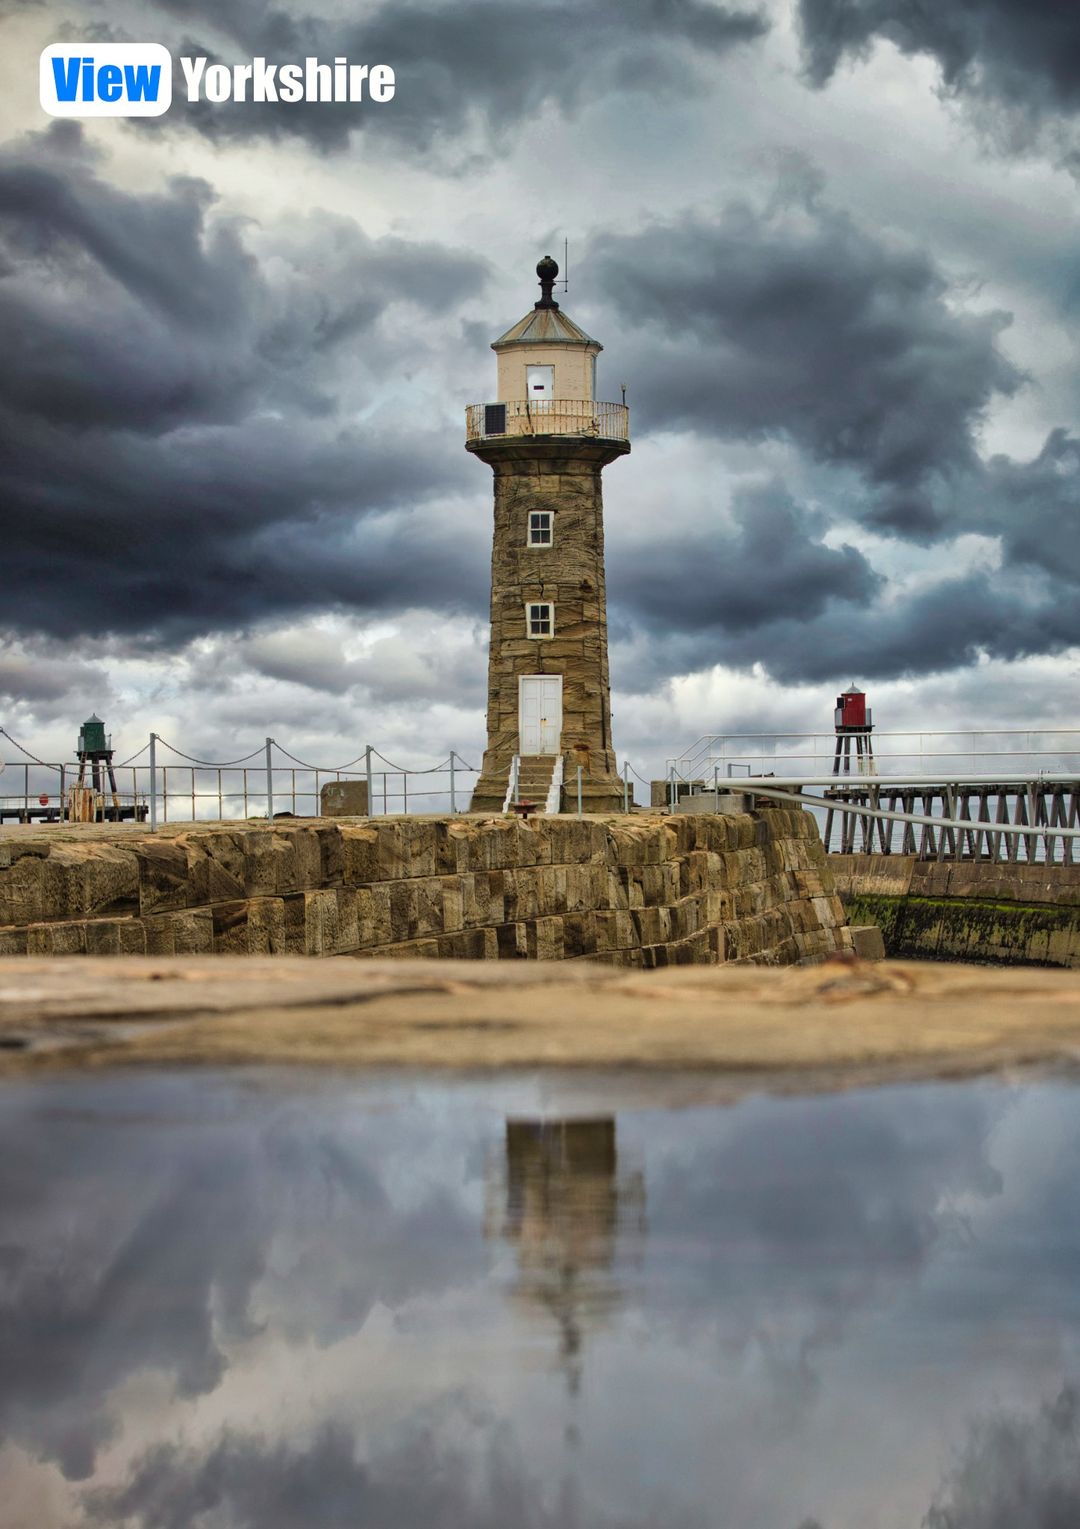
{"left": 4, "top": 954, "right": 1080, "bottom": 1083}
{"left": 830, "top": 853, "right": 1080, "bottom": 907}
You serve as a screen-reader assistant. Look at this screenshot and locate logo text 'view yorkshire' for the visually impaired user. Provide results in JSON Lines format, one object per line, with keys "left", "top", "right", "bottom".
{"left": 39, "top": 44, "right": 396, "bottom": 117}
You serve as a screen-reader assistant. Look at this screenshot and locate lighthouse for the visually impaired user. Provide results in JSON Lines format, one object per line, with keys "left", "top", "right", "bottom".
{"left": 467, "top": 256, "right": 630, "bottom": 814}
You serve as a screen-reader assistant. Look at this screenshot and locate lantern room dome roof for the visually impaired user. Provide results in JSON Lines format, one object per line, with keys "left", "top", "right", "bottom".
{"left": 492, "top": 306, "right": 601, "bottom": 350}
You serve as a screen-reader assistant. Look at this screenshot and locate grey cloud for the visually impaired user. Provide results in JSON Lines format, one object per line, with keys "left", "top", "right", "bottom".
{"left": 610, "top": 481, "right": 880, "bottom": 633}
{"left": 141, "top": 0, "right": 768, "bottom": 155}
{"left": 797, "top": 0, "right": 1080, "bottom": 125}
{"left": 980, "top": 429, "right": 1080, "bottom": 583}
{"left": 0, "top": 122, "right": 484, "bottom": 432}
{"left": 613, "top": 556, "right": 1080, "bottom": 688}
{"left": 237, "top": 623, "right": 487, "bottom": 705}
{"left": 924, "top": 1386, "right": 1080, "bottom": 1529}
{"left": 605, "top": 465, "right": 1080, "bottom": 688}
{"left": 0, "top": 126, "right": 489, "bottom": 642}
{"left": 0, "top": 646, "right": 110, "bottom": 711}
{"left": 585, "top": 195, "right": 1021, "bottom": 525}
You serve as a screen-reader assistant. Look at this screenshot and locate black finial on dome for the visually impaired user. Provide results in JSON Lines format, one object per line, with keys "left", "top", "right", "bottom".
{"left": 535, "top": 254, "right": 560, "bottom": 310}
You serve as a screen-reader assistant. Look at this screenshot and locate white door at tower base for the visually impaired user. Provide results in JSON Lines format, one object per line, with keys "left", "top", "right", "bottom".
{"left": 519, "top": 675, "right": 562, "bottom": 755}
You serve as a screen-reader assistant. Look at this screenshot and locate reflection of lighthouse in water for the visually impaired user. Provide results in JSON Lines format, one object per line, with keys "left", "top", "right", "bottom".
{"left": 487, "top": 1117, "right": 646, "bottom": 1398}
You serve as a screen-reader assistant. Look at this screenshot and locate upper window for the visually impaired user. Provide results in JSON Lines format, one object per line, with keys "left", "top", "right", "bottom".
{"left": 527, "top": 602, "right": 554, "bottom": 638}
{"left": 528, "top": 511, "right": 553, "bottom": 547}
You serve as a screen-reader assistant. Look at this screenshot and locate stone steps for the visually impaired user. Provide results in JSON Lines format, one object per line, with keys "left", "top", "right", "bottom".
{"left": 512, "top": 755, "right": 558, "bottom": 811}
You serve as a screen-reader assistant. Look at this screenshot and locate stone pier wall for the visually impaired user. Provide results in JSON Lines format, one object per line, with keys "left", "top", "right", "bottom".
{"left": 0, "top": 812, "right": 850, "bottom": 967}
{"left": 830, "top": 853, "right": 1080, "bottom": 967}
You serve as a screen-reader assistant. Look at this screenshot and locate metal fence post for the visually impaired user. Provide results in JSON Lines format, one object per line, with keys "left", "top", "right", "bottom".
{"left": 149, "top": 733, "right": 157, "bottom": 832}
{"left": 576, "top": 765, "right": 583, "bottom": 817}
{"left": 713, "top": 764, "right": 719, "bottom": 812}
{"left": 365, "top": 745, "right": 373, "bottom": 817}
{"left": 265, "top": 737, "right": 274, "bottom": 821}
{"left": 668, "top": 765, "right": 675, "bottom": 811}
{"left": 59, "top": 763, "right": 66, "bottom": 823}
{"left": 622, "top": 760, "right": 629, "bottom": 814}
{"left": 449, "top": 752, "right": 457, "bottom": 815}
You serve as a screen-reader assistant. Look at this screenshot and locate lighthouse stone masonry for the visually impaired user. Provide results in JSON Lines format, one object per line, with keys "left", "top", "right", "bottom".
{"left": 467, "top": 256, "right": 629, "bottom": 815}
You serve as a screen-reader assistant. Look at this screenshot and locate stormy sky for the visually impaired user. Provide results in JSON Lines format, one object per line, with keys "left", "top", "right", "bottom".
{"left": 2, "top": 0, "right": 1080, "bottom": 779}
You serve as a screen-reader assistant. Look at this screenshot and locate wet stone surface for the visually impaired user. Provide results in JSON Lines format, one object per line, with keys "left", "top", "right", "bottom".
{"left": 3, "top": 1070, "right": 1080, "bottom": 1527}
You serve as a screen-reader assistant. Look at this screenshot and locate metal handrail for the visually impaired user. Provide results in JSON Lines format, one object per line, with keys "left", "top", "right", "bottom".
{"left": 466, "top": 399, "right": 629, "bottom": 443}
{"left": 503, "top": 755, "right": 520, "bottom": 814}
{"left": 670, "top": 729, "right": 1080, "bottom": 777}
{"left": 744, "top": 782, "right": 1080, "bottom": 839}
{"left": 545, "top": 755, "right": 564, "bottom": 815}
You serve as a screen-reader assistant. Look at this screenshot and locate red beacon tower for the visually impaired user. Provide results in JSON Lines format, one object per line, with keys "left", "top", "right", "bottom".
{"left": 832, "top": 684, "right": 876, "bottom": 775}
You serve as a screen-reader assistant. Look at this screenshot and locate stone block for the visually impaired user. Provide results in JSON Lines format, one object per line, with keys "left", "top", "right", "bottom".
{"left": 528, "top": 915, "right": 565, "bottom": 960}
{"left": 319, "top": 780, "right": 369, "bottom": 816}
{"left": 0, "top": 853, "right": 46, "bottom": 926}
{"left": 342, "top": 825, "right": 381, "bottom": 885}
{"left": 849, "top": 924, "right": 886, "bottom": 961}
{"left": 187, "top": 837, "right": 247, "bottom": 906}
{"left": 298, "top": 889, "right": 338, "bottom": 956}
{"left": 146, "top": 908, "right": 214, "bottom": 956}
{"left": 84, "top": 919, "right": 148, "bottom": 956}
{"left": 26, "top": 921, "right": 88, "bottom": 955}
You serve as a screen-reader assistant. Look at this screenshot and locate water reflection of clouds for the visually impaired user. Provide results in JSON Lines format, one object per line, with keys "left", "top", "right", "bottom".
{"left": 1, "top": 1074, "right": 1080, "bottom": 1528}
{"left": 0, "top": 1073, "right": 489, "bottom": 1492}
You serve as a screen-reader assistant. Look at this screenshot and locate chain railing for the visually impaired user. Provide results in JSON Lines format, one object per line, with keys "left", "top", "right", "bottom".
{"left": 0, "top": 729, "right": 479, "bottom": 829}
{"left": 0, "top": 728, "right": 662, "bottom": 826}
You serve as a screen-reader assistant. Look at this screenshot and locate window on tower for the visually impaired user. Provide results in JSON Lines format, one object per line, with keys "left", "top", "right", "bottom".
{"left": 527, "top": 511, "right": 553, "bottom": 547}
{"left": 527, "top": 602, "right": 554, "bottom": 638}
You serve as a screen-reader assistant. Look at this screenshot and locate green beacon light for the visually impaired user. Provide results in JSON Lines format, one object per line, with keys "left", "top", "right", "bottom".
{"left": 78, "top": 714, "right": 108, "bottom": 756}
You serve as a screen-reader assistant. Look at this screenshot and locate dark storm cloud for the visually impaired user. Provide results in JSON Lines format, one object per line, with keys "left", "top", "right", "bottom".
{"left": 0, "top": 124, "right": 488, "bottom": 641}
{"left": 614, "top": 554, "right": 1080, "bottom": 687}
{"left": 980, "top": 428, "right": 1080, "bottom": 582}
{"left": 797, "top": 0, "right": 1080, "bottom": 123}
{"left": 141, "top": 0, "right": 768, "bottom": 155}
{"left": 611, "top": 482, "right": 881, "bottom": 633}
{"left": 923, "top": 1386, "right": 1080, "bottom": 1529}
{"left": 586, "top": 194, "right": 1021, "bottom": 528}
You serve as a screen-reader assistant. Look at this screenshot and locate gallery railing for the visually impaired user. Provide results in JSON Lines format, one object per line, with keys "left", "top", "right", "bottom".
{"left": 465, "top": 399, "right": 629, "bottom": 443}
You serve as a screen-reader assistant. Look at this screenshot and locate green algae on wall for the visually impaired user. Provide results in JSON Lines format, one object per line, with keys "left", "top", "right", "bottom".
{"left": 846, "top": 893, "right": 1080, "bottom": 968}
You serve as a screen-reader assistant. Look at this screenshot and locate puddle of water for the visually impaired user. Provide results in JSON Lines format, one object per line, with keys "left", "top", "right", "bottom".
{"left": 2, "top": 1069, "right": 1080, "bottom": 1528}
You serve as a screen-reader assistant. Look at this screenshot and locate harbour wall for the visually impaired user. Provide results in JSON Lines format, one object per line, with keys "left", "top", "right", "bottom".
{"left": 0, "top": 812, "right": 851, "bottom": 967}
{"left": 831, "top": 854, "right": 1080, "bottom": 967}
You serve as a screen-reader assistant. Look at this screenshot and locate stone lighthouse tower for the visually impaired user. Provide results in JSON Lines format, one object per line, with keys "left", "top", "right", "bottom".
{"left": 467, "top": 256, "right": 630, "bottom": 814}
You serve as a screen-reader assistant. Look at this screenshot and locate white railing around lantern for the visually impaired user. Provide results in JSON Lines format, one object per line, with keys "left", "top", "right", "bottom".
{"left": 466, "top": 399, "right": 629, "bottom": 443}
